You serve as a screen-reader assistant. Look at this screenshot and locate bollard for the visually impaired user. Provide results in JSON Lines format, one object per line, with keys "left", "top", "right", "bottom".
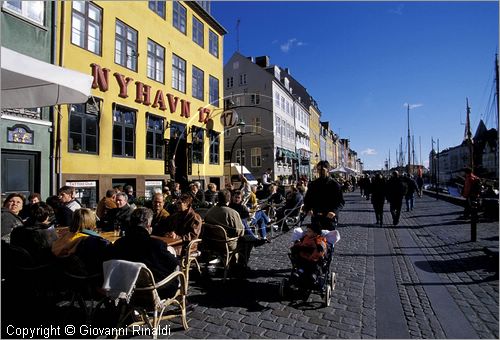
{"left": 470, "top": 199, "right": 479, "bottom": 242}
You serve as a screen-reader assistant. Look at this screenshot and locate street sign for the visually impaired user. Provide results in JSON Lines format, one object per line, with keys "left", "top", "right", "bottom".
{"left": 220, "top": 109, "right": 238, "bottom": 128}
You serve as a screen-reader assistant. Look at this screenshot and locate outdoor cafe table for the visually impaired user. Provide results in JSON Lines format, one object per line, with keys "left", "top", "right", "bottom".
{"left": 56, "top": 227, "right": 182, "bottom": 246}
{"left": 100, "top": 231, "right": 183, "bottom": 246}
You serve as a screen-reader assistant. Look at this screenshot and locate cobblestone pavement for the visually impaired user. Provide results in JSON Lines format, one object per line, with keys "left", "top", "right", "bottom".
{"left": 157, "top": 192, "right": 498, "bottom": 339}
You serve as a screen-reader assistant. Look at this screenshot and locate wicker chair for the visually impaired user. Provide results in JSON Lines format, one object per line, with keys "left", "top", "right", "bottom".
{"left": 103, "top": 260, "right": 188, "bottom": 339}
{"left": 181, "top": 238, "right": 202, "bottom": 283}
{"left": 200, "top": 223, "right": 240, "bottom": 282}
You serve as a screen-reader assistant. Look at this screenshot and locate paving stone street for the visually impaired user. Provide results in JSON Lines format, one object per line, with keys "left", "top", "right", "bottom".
{"left": 166, "top": 191, "right": 498, "bottom": 339}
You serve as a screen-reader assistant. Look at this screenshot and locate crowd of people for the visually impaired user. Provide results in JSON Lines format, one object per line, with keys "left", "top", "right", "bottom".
{"left": 1, "top": 173, "right": 317, "bottom": 286}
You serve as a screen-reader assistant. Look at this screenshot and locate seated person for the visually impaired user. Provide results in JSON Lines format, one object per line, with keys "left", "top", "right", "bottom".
{"left": 46, "top": 195, "right": 73, "bottom": 228}
{"left": 52, "top": 208, "right": 110, "bottom": 275}
{"left": 10, "top": 202, "right": 58, "bottom": 264}
{"left": 204, "top": 189, "right": 256, "bottom": 268}
{"left": 230, "top": 190, "right": 270, "bottom": 242}
{"left": 153, "top": 194, "right": 202, "bottom": 256}
{"left": 290, "top": 222, "right": 327, "bottom": 286}
{"left": 96, "top": 189, "right": 117, "bottom": 221}
{"left": 276, "top": 186, "right": 304, "bottom": 231}
{"left": 151, "top": 193, "right": 170, "bottom": 234}
{"left": 100, "top": 192, "right": 134, "bottom": 233}
{"left": 204, "top": 183, "right": 218, "bottom": 206}
{"left": 111, "top": 208, "right": 179, "bottom": 298}
{"left": 187, "top": 183, "right": 206, "bottom": 209}
{"left": 1, "top": 193, "right": 25, "bottom": 243}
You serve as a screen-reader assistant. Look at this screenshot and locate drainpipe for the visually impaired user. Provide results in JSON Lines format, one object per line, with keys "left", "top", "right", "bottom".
{"left": 50, "top": 1, "right": 58, "bottom": 195}
{"left": 56, "top": 1, "right": 66, "bottom": 190}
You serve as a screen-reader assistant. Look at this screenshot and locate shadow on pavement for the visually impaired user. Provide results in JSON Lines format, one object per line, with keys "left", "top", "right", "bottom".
{"left": 412, "top": 253, "right": 499, "bottom": 285}
{"left": 188, "top": 279, "right": 279, "bottom": 311}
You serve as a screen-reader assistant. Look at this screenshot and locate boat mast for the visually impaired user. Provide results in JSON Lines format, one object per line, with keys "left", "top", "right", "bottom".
{"left": 465, "top": 98, "right": 473, "bottom": 169}
{"left": 407, "top": 104, "right": 411, "bottom": 174}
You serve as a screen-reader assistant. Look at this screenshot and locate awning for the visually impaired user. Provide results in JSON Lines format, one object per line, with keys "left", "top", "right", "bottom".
{"left": 1, "top": 47, "right": 93, "bottom": 109}
{"left": 330, "top": 166, "right": 356, "bottom": 174}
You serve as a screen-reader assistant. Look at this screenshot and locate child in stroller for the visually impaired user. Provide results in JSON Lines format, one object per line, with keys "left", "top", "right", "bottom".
{"left": 280, "top": 217, "right": 340, "bottom": 306}
{"left": 290, "top": 223, "right": 327, "bottom": 287}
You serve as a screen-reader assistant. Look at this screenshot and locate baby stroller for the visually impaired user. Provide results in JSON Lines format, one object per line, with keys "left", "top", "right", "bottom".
{"left": 279, "top": 218, "right": 340, "bottom": 307}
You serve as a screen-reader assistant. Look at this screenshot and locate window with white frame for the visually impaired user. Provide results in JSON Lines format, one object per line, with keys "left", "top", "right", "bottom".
{"left": 172, "top": 1, "right": 186, "bottom": 34}
{"left": 209, "top": 30, "right": 219, "bottom": 57}
{"left": 3, "top": 1, "right": 45, "bottom": 25}
{"left": 239, "top": 73, "right": 247, "bottom": 85}
{"left": 71, "top": 1, "right": 102, "bottom": 55}
{"left": 276, "top": 117, "right": 281, "bottom": 135}
{"left": 147, "top": 39, "right": 164, "bottom": 83}
{"left": 250, "top": 93, "right": 260, "bottom": 105}
{"left": 192, "top": 65, "right": 204, "bottom": 100}
{"left": 236, "top": 149, "right": 246, "bottom": 166}
{"left": 281, "top": 97, "right": 285, "bottom": 110}
{"left": 286, "top": 101, "right": 290, "bottom": 115}
{"left": 115, "top": 20, "right": 138, "bottom": 71}
{"left": 275, "top": 92, "right": 280, "bottom": 107}
{"left": 226, "top": 77, "right": 233, "bottom": 88}
{"left": 172, "top": 54, "right": 186, "bottom": 93}
{"left": 252, "top": 117, "right": 261, "bottom": 134}
{"left": 192, "top": 16, "right": 204, "bottom": 47}
{"left": 251, "top": 147, "right": 262, "bottom": 167}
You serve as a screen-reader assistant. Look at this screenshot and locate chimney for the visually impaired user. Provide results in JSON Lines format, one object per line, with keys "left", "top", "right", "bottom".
{"left": 246, "top": 56, "right": 254, "bottom": 63}
{"left": 285, "top": 68, "right": 291, "bottom": 75}
{"left": 255, "top": 56, "right": 270, "bottom": 68}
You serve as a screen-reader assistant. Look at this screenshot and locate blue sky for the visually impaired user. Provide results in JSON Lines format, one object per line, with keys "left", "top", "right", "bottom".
{"left": 212, "top": 1, "right": 499, "bottom": 170}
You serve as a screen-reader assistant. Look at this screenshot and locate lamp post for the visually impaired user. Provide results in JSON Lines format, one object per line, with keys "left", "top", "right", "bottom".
{"left": 237, "top": 118, "right": 246, "bottom": 176}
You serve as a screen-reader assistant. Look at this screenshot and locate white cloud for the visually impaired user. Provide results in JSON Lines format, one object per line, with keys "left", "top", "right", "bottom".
{"left": 361, "top": 148, "right": 377, "bottom": 156}
{"left": 280, "top": 38, "right": 306, "bottom": 53}
{"left": 389, "top": 4, "right": 404, "bottom": 15}
{"left": 403, "top": 103, "right": 424, "bottom": 109}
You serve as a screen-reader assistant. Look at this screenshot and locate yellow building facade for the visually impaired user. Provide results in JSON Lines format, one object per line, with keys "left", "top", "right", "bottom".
{"left": 309, "top": 105, "right": 321, "bottom": 177}
{"left": 55, "top": 1, "right": 226, "bottom": 206}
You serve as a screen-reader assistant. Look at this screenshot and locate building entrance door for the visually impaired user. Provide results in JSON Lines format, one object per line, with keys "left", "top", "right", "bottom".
{"left": 1, "top": 150, "right": 39, "bottom": 201}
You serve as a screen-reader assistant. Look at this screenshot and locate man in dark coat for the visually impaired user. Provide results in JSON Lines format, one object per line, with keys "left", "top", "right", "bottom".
{"left": 303, "top": 161, "right": 344, "bottom": 230}
{"left": 370, "top": 173, "right": 386, "bottom": 225}
{"left": 102, "top": 192, "right": 134, "bottom": 233}
{"left": 112, "top": 207, "right": 179, "bottom": 298}
{"left": 386, "top": 171, "right": 407, "bottom": 225}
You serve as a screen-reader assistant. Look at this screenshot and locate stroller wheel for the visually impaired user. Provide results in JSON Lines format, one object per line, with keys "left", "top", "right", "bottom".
{"left": 331, "top": 272, "right": 337, "bottom": 291}
{"left": 324, "top": 284, "right": 331, "bottom": 307}
{"left": 279, "top": 278, "right": 288, "bottom": 298}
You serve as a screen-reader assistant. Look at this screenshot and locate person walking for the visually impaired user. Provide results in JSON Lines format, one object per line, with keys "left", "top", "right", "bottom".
{"left": 461, "top": 167, "right": 482, "bottom": 219}
{"left": 386, "top": 171, "right": 407, "bottom": 226}
{"left": 262, "top": 168, "right": 272, "bottom": 193}
{"left": 370, "top": 173, "right": 386, "bottom": 225}
{"left": 403, "top": 174, "right": 419, "bottom": 212}
{"left": 303, "top": 161, "right": 344, "bottom": 230}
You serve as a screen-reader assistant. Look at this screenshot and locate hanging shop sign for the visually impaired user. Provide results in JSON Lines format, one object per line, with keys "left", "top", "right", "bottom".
{"left": 91, "top": 63, "right": 212, "bottom": 124}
